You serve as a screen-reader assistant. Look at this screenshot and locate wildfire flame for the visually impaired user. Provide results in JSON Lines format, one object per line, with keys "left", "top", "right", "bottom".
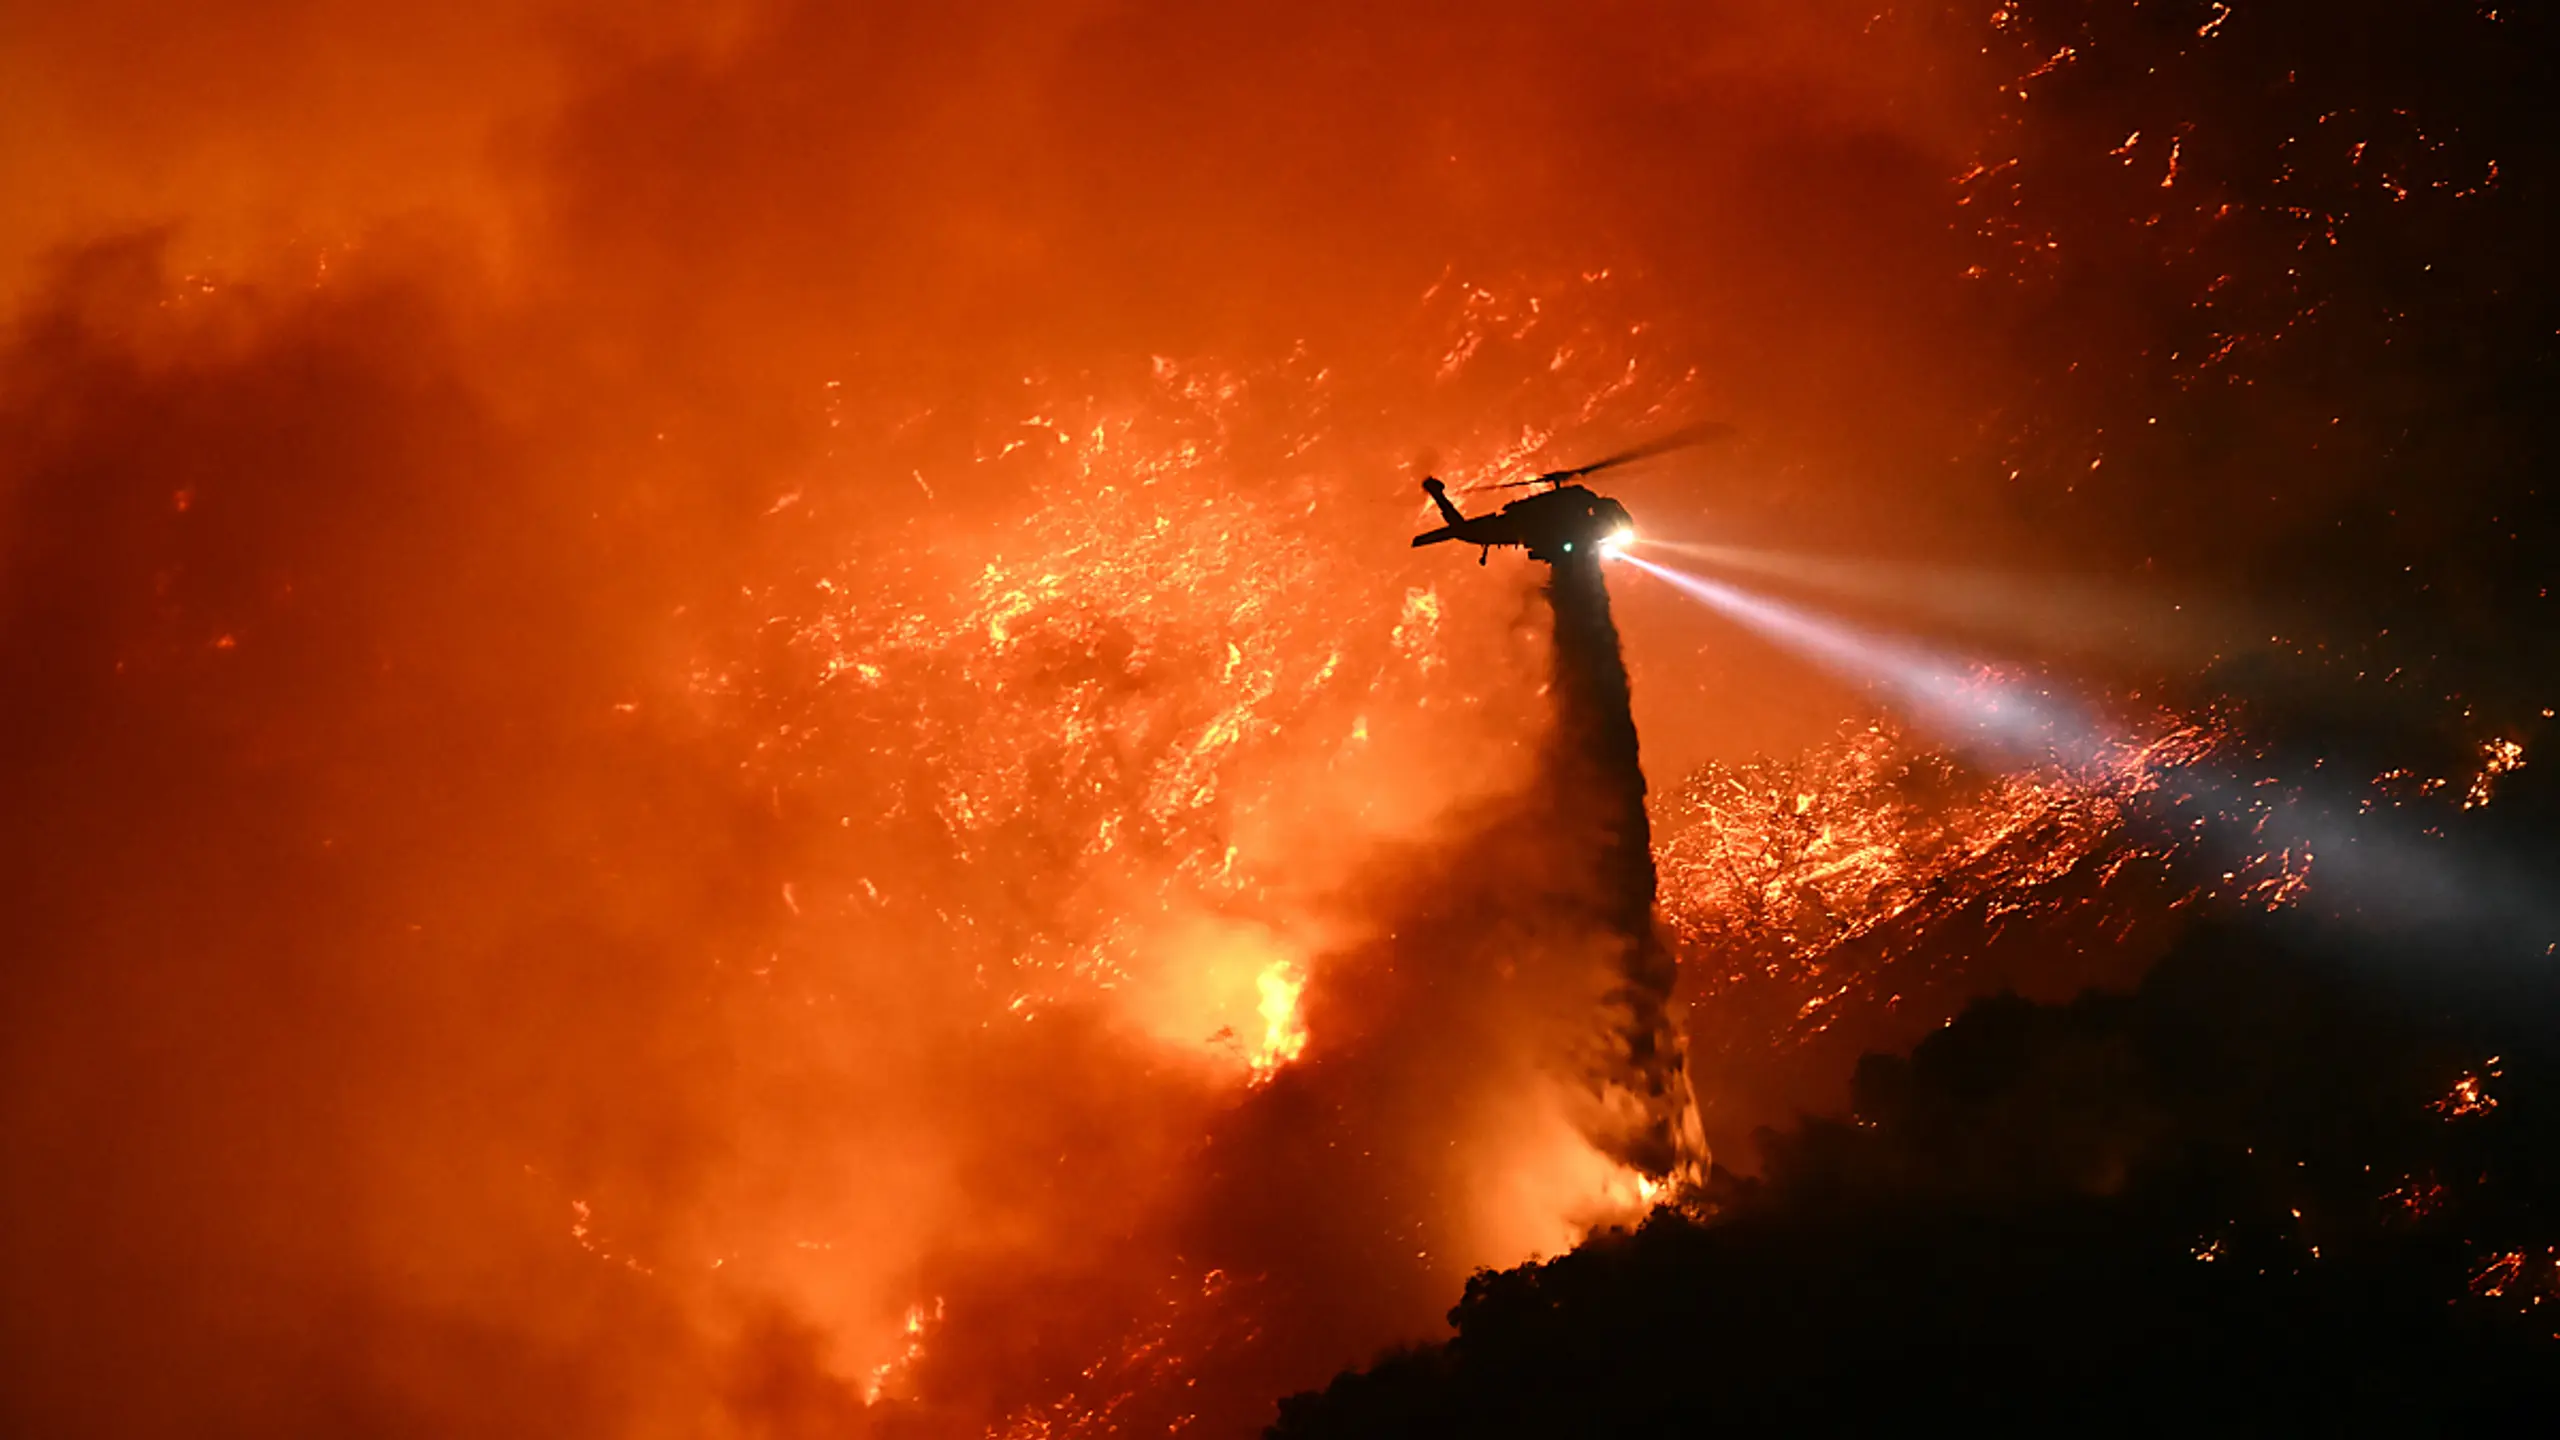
{"left": 1251, "top": 961, "right": 1309, "bottom": 1078}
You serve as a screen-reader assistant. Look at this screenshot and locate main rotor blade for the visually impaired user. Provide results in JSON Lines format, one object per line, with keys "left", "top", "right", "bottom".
{"left": 1458, "top": 421, "right": 1735, "bottom": 492}
{"left": 1542, "top": 420, "right": 1734, "bottom": 481}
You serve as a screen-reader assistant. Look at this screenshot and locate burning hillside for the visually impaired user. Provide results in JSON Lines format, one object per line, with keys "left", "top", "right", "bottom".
{"left": 4, "top": 1, "right": 2553, "bottom": 1436}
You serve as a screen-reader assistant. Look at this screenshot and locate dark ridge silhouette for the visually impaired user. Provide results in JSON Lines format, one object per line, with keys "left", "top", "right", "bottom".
{"left": 1271, "top": 903, "right": 2560, "bottom": 1435}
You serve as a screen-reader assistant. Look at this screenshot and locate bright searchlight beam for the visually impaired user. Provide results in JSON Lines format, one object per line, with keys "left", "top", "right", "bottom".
{"left": 1617, "top": 554, "right": 2552, "bottom": 944}
{"left": 1638, "top": 539, "right": 2216, "bottom": 666}
{"left": 1614, "top": 552, "right": 2104, "bottom": 765}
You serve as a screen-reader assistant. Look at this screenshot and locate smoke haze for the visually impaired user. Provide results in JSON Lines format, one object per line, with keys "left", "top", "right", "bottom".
{"left": 5, "top": 1, "right": 2549, "bottom": 1435}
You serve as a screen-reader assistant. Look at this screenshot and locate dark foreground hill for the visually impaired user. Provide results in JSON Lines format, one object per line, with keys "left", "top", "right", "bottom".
{"left": 1273, "top": 910, "right": 2560, "bottom": 1435}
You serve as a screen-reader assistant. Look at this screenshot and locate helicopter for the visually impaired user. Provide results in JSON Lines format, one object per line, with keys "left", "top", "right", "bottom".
{"left": 1408, "top": 422, "right": 1727, "bottom": 565}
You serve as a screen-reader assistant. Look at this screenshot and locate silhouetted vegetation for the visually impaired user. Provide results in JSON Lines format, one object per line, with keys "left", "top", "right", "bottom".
{"left": 1275, "top": 888, "right": 2560, "bottom": 1433}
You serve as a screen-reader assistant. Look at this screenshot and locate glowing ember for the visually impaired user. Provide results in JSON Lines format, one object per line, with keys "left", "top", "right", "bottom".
{"left": 2465, "top": 738, "right": 2527, "bottom": 810}
{"left": 2382, "top": 1174, "right": 2449, "bottom": 1220}
{"left": 2466, "top": 1247, "right": 2560, "bottom": 1308}
{"left": 2432, "top": 1068, "right": 2500, "bottom": 1119}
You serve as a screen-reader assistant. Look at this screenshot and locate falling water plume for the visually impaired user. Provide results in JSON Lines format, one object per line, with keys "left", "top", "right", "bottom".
{"left": 1542, "top": 552, "right": 1708, "bottom": 1187}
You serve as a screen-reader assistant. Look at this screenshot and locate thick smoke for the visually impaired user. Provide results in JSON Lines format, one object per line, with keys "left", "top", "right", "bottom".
{"left": 1000, "top": 551, "right": 1710, "bottom": 1433}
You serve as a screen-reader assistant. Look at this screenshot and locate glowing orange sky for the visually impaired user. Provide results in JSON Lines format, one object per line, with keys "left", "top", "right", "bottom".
{"left": 0, "top": 4, "right": 2235, "bottom": 1435}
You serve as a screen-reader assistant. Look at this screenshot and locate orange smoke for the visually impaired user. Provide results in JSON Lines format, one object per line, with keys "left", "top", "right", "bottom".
{"left": 0, "top": 3, "right": 2191, "bottom": 1437}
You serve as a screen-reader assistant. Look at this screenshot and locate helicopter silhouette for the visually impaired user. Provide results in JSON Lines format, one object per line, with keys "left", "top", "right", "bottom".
{"left": 1409, "top": 422, "right": 1728, "bottom": 565}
